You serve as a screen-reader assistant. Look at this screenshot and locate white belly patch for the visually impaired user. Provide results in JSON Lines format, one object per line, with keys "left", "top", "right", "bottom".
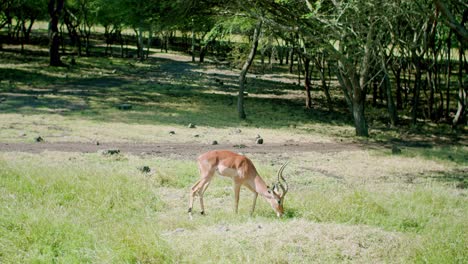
{"left": 217, "top": 165, "right": 238, "bottom": 178}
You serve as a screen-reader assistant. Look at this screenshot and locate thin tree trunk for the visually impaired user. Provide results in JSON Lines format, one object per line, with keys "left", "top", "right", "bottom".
{"left": 315, "top": 54, "right": 333, "bottom": 111}
{"left": 260, "top": 47, "right": 265, "bottom": 72}
{"left": 20, "top": 19, "right": 24, "bottom": 53}
{"left": 138, "top": 26, "right": 144, "bottom": 61}
{"left": 297, "top": 52, "right": 302, "bottom": 85}
{"left": 303, "top": 57, "right": 312, "bottom": 108}
{"left": 278, "top": 45, "right": 284, "bottom": 65}
{"left": 452, "top": 43, "right": 466, "bottom": 127}
{"left": 335, "top": 64, "right": 353, "bottom": 114}
{"left": 353, "top": 70, "right": 369, "bottom": 137}
{"left": 411, "top": 55, "right": 423, "bottom": 126}
{"left": 268, "top": 47, "right": 273, "bottom": 71}
{"left": 238, "top": 20, "right": 262, "bottom": 119}
{"left": 393, "top": 66, "right": 403, "bottom": 109}
{"left": 404, "top": 63, "right": 411, "bottom": 108}
{"left": 381, "top": 57, "right": 398, "bottom": 126}
{"left": 445, "top": 30, "right": 452, "bottom": 119}
{"left": 372, "top": 78, "right": 378, "bottom": 106}
{"left": 119, "top": 30, "right": 124, "bottom": 58}
{"left": 146, "top": 28, "right": 152, "bottom": 59}
{"left": 428, "top": 70, "right": 435, "bottom": 120}
{"left": 191, "top": 19, "right": 195, "bottom": 62}
{"left": 289, "top": 38, "right": 294, "bottom": 74}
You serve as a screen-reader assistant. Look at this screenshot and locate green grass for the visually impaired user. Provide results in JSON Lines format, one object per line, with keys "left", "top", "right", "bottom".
{"left": 1, "top": 151, "right": 466, "bottom": 263}
{"left": 0, "top": 153, "right": 172, "bottom": 263}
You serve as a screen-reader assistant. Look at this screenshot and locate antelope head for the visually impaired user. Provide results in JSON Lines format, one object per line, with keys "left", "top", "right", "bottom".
{"left": 268, "top": 162, "right": 289, "bottom": 217}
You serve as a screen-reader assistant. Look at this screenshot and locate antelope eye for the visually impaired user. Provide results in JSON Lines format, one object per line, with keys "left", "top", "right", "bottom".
{"left": 277, "top": 200, "right": 281, "bottom": 204}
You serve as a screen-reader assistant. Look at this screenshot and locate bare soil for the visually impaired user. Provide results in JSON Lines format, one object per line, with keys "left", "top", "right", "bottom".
{"left": 0, "top": 141, "right": 361, "bottom": 159}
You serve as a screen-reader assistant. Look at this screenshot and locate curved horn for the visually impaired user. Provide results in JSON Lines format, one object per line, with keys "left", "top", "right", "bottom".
{"left": 276, "top": 161, "right": 289, "bottom": 198}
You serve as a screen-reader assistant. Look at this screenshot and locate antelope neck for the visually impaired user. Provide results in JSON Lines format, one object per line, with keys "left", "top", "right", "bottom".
{"left": 253, "top": 175, "right": 273, "bottom": 199}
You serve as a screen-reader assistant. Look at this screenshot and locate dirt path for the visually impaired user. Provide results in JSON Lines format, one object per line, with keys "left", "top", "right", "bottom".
{"left": 0, "top": 141, "right": 361, "bottom": 159}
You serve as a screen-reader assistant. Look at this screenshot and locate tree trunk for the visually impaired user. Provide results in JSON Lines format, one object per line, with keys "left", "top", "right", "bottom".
{"left": 335, "top": 65, "right": 353, "bottom": 114}
{"left": 191, "top": 19, "right": 195, "bottom": 62}
{"left": 278, "top": 46, "right": 284, "bottom": 65}
{"left": 297, "top": 52, "right": 302, "bottom": 85}
{"left": 411, "top": 53, "right": 423, "bottom": 126}
{"left": 146, "top": 28, "right": 152, "bottom": 59}
{"left": 199, "top": 45, "right": 207, "bottom": 63}
{"left": 21, "top": 18, "right": 35, "bottom": 43}
{"left": 353, "top": 97, "right": 368, "bottom": 137}
{"left": 445, "top": 30, "right": 452, "bottom": 119}
{"left": 48, "top": 0, "right": 64, "bottom": 66}
{"left": 238, "top": 20, "right": 262, "bottom": 119}
{"left": 428, "top": 70, "right": 435, "bottom": 120}
{"left": 382, "top": 61, "right": 398, "bottom": 126}
{"left": 372, "top": 79, "right": 378, "bottom": 106}
{"left": 353, "top": 70, "right": 369, "bottom": 137}
{"left": 352, "top": 25, "right": 374, "bottom": 137}
{"left": 64, "top": 9, "right": 81, "bottom": 56}
{"left": 104, "top": 26, "right": 111, "bottom": 56}
{"left": 288, "top": 48, "right": 294, "bottom": 74}
{"left": 452, "top": 42, "right": 466, "bottom": 127}
{"left": 393, "top": 66, "right": 403, "bottom": 109}
{"left": 268, "top": 48, "right": 272, "bottom": 71}
{"left": 315, "top": 54, "right": 333, "bottom": 111}
{"left": 260, "top": 47, "right": 265, "bottom": 72}
{"left": 138, "top": 27, "right": 145, "bottom": 61}
{"left": 303, "top": 57, "right": 312, "bottom": 108}
{"left": 82, "top": 24, "right": 91, "bottom": 56}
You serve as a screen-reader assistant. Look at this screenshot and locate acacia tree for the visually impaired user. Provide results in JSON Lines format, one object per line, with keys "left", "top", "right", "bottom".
{"left": 300, "top": 1, "right": 384, "bottom": 136}
{"left": 435, "top": 0, "right": 467, "bottom": 127}
{"left": 238, "top": 19, "right": 262, "bottom": 119}
{"left": 254, "top": 0, "right": 451, "bottom": 136}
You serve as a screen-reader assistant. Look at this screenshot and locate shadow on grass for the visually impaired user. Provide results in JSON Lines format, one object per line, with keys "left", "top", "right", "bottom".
{"left": 432, "top": 169, "right": 467, "bottom": 187}
{"left": 0, "top": 52, "right": 353, "bottom": 130}
{"left": 404, "top": 169, "right": 468, "bottom": 189}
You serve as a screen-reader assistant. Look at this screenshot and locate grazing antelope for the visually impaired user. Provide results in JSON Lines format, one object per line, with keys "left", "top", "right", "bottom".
{"left": 188, "top": 150, "right": 289, "bottom": 219}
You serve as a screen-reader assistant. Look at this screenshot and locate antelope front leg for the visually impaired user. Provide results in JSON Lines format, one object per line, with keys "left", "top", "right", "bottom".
{"left": 199, "top": 180, "right": 211, "bottom": 215}
{"left": 250, "top": 192, "right": 258, "bottom": 216}
{"left": 188, "top": 179, "right": 201, "bottom": 220}
{"left": 234, "top": 183, "right": 241, "bottom": 214}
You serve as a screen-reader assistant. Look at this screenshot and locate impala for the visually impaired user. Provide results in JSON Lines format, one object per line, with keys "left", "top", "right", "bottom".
{"left": 188, "top": 150, "right": 289, "bottom": 219}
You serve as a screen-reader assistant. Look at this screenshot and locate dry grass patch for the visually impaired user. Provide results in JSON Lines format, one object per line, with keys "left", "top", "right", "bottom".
{"left": 165, "top": 219, "right": 413, "bottom": 263}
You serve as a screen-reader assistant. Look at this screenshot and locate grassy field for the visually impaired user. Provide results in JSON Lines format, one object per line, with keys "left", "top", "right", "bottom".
{"left": 0, "top": 47, "right": 467, "bottom": 263}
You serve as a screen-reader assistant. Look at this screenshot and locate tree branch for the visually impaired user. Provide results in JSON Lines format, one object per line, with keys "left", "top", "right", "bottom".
{"left": 434, "top": 0, "right": 468, "bottom": 42}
